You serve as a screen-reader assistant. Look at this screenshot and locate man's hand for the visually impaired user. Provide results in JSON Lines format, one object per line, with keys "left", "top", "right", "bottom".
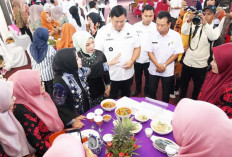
{"left": 75, "top": 115, "right": 86, "bottom": 121}
{"left": 104, "top": 85, "right": 111, "bottom": 97}
{"left": 72, "top": 119, "right": 85, "bottom": 129}
{"left": 123, "top": 60, "right": 134, "bottom": 70}
{"left": 198, "top": 13, "right": 207, "bottom": 25}
{"left": 156, "top": 63, "right": 166, "bottom": 73}
{"left": 108, "top": 53, "right": 121, "bottom": 66}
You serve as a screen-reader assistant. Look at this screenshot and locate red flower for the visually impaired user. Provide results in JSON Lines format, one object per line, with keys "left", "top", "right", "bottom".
{"left": 24, "top": 122, "right": 28, "bottom": 126}
{"left": 125, "top": 152, "right": 129, "bottom": 156}
{"left": 133, "top": 144, "right": 137, "bottom": 149}
{"left": 28, "top": 128, "right": 31, "bottom": 132}
{"left": 133, "top": 137, "right": 136, "bottom": 141}
{"left": 107, "top": 142, "right": 112, "bottom": 147}
{"left": 119, "top": 152, "right": 124, "bottom": 157}
{"left": 106, "top": 152, "right": 113, "bottom": 157}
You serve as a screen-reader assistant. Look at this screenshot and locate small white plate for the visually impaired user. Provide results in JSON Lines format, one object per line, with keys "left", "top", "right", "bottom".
{"left": 135, "top": 112, "right": 149, "bottom": 123}
{"left": 81, "top": 129, "right": 100, "bottom": 147}
{"left": 150, "top": 120, "right": 172, "bottom": 135}
{"left": 103, "top": 134, "right": 113, "bottom": 142}
{"left": 131, "top": 121, "right": 142, "bottom": 134}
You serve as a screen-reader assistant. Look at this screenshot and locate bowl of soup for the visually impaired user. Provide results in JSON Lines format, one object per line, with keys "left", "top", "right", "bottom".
{"left": 101, "top": 99, "right": 117, "bottom": 111}
{"left": 115, "top": 107, "right": 132, "bottom": 118}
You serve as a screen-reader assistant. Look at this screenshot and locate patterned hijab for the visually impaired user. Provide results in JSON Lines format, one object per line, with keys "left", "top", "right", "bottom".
{"left": 173, "top": 98, "right": 232, "bottom": 157}
{"left": 0, "top": 80, "right": 35, "bottom": 157}
{"left": 8, "top": 70, "right": 64, "bottom": 132}
{"left": 30, "top": 27, "right": 49, "bottom": 63}
{"left": 29, "top": 5, "right": 43, "bottom": 26}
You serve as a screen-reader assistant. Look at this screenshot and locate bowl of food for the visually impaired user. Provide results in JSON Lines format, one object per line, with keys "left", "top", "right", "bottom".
{"left": 115, "top": 107, "right": 132, "bottom": 118}
{"left": 101, "top": 99, "right": 117, "bottom": 111}
{"left": 150, "top": 120, "right": 172, "bottom": 135}
{"left": 135, "top": 112, "right": 149, "bottom": 123}
{"left": 131, "top": 121, "right": 142, "bottom": 134}
{"left": 103, "top": 114, "right": 112, "bottom": 122}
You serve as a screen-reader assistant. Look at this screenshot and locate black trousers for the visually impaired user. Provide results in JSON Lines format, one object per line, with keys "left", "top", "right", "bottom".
{"left": 109, "top": 77, "right": 133, "bottom": 99}
{"left": 180, "top": 64, "right": 207, "bottom": 100}
{"left": 44, "top": 80, "right": 54, "bottom": 99}
{"left": 149, "top": 74, "right": 174, "bottom": 103}
{"left": 20, "top": 26, "right": 33, "bottom": 41}
{"left": 99, "top": 8, "right": 105, "bottom": 16}
{"left": 170, "top": 77, "right": 181, "bottom": 94}
{"left": 134, "top": 62, "right": 149, "bottom": 94}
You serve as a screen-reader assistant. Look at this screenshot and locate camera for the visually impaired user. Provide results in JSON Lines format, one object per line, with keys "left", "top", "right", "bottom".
{"left": 192, "top": 11, "right": 204, "bottom": 25}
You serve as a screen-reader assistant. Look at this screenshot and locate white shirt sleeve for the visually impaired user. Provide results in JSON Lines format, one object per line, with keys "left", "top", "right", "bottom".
{"left": 203, "top": 23, "right": 220, "bottom": 41}
{"left": 95, "top": 28, "right": 104, "bottom": 52}
{"left": 174, "top": 33, "right": 184, "bottom": 54}
{"left": 181, "top": 22, "right": 192, "bottom": 35}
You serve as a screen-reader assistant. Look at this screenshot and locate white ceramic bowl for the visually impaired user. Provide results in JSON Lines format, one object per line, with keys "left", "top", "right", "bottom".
{"left": 115, "top": 106, "right": 132, "bottom": 118}
{"left": 135, "top": 112, "right": 149, "bottom": 123}
{"left": 103, "top": 114, "right": 112, "bottom": 122}
{"left": 150, "top": 120, "right": 173, "bottom": 135}
{"left": 101, "top": 99, "right": 117, "bottom": 111}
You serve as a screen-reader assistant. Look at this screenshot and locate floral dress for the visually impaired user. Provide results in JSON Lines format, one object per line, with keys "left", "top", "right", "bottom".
{"left": 13, "top": 104, "right": 53, "bottom": 157}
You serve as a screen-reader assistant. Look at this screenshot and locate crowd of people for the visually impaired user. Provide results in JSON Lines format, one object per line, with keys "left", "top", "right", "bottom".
{"left": 0, "top": 0, "right": 232, "bottom": 156}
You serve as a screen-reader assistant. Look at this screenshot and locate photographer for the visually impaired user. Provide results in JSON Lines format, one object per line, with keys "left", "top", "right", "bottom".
{"left": 179, "top": 5, "right": 223, "bottom": 100}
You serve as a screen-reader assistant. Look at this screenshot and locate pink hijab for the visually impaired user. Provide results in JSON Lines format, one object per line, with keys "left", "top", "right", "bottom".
{"left": 51, "top": 6, "right": 63, "bottom": 21}
{"left": 199, "top": 43, "right": 232, "bottom": 104}
{"left": 0, "top": 80, "right": 35, "bottom": 157}
{"left": 43, "top": 134, "right": 85, "bottom": 157}
{"left": 8, "top": 69, "right": 64, "bottom": 132}
{"left": 173, "top": 98, "right": 232, "bottom": 157}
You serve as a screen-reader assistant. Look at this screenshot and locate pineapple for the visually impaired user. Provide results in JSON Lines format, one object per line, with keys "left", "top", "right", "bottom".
{"left": 106, "top": 117, "right": 141, "bottom": 157}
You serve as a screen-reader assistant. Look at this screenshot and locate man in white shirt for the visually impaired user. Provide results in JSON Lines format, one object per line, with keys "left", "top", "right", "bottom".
{"left": 95, "top": 5, "right": 141, "bottom": 99}
{"left": 180, "top": 5, "right": 221, "bottom": 100}
{"left": 88, "top": 1, "right": 105, "bottom": 22}
{"left": 168, "top": 0, "right": 181, "bottom": 29}
{"left": 146, "top": 11, "right": 183, "bottom": 103}
{"left": 132, "top": 5, "right": 156, "bottom": 97}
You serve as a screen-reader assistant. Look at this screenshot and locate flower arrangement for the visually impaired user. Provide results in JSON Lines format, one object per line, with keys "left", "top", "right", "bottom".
{"left": 105, "top": 117, "right": 141, "bottom": 157}
{"left": 6, "top": 37, "right": 14, "bottom": 44}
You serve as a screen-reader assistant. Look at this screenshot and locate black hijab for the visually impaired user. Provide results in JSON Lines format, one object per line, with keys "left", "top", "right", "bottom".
{"left": 53, "top": 48, "right": 78, "bottom": 76}
{"left": 87, "top": 12, "right": 105, "bottom": 29}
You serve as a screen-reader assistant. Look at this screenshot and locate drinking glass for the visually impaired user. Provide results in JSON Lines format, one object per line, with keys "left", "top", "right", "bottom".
{"left": 87, "top": 112, "right": 96, "bottom": 129}
{"left": 94, "top": 115, "right": 103, "bottom": 133}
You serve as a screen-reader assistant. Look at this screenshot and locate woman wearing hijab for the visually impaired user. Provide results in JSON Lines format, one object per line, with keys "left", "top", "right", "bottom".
{"left": 87, "top": 12, "right": 105, "bottom": 37}
{"left": 41, "top": 11, "right": 61, "bottom": 40}
{"left": 53, "top": 48, "right": 92, "bottom": 128}
{"left": 173, "top": 98, "right": 232, "bottom": 157}
{"left": 51, "top": 6, "right": 69, "bottom": 26}
{"left": 28, "top": 27, "right": 56, "bottom": 97}
{"left": 12, "top": 0, "right": 33, "bottom": 41}
{"left": 56, "top": 23, "right": 76, "bottom": 50}
{"left": 0, "top": 80, "right": 35, "bottom": 157}
{"left": 28, "top": 5, "right": 43, "bottom": 34}
{"left": 199, "top": 43, "right": 232, "bottom": 118}
{"left": 8, "top": 69, "right": 64, "bottom": 157}
{"left": 43, "top": 134, "right": 97, "bottom": 157}
{"left": 69, "top": 6, "right": 86, "bottom": 31}
{"left": 73, "top": 31, "right": 110, "bottom": 107}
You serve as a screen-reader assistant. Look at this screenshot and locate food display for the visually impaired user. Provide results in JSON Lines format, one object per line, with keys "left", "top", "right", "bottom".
{"left": 115, "top": 107, "right": 132, "bottom": 118}
{"left": 131, "top": 122, "right": 142, "bottom": 134}
{"left": 103, "top": 114, "right": 111, "bottom": 122}
{"left": 101, "top": 99, "right": 117, "bottom": 111}
{"left": 135, "top": 112, "right": 149, "bottom": 122}
{"left": 151, "top": 120, "right": 172, "bottom": 135}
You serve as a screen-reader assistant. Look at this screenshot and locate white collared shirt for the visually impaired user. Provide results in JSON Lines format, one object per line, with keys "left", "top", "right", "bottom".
{"left": 145, "top": 29, "right": 183, "bottom": 77}
{"left": 87, "top": 8, "right": 105, "bottom": 22}
{"left": 169, "top": 0, "right": 182, "bottom": 19}
{"left": 181, "top": 21, "right": 221, "bottom": 68}
{"left": 133, "top": 21, "right": 156, "bottom": 64}
{"left": 95, "top": 22, "right": 141, "bottom": 81}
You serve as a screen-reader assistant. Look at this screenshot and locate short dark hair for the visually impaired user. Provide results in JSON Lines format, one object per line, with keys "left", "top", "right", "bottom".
{"left": 204, "top": 0, "right": 219, "bottom": 8}
{"left": 50, "top": 0, "right": 55, "bottom": 4}
{"left": 142, "top": 5, "right": 154, "bottom": 13}
{"left": 89, "top": 1, "right": 96, "bottom": 9}
{"left": 157, "top": 11, "right": 171, "bottom": 23}
{"left": 110, "top": 5, "right": 127, "bottom": 18}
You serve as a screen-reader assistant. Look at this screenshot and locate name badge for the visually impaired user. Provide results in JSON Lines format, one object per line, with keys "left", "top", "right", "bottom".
{"left": 152, "top": 41, "right": 158, "bottom": 44}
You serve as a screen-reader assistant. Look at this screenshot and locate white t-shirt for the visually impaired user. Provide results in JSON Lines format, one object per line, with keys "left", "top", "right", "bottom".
{"left": 69, "top": 16, "right": 86, "bottom": 31}
{"left": 87, "top": 8, "right": 105, "bottom": 22}
{"left": 133, "top": 21, "right": 156, "bottom": 64}
{"left": 169, "top": 0, "right": 182, "bottom": 19}
{"left": 145, "top": 29, "right": 183, "bottom": 77}
{"left": 95, "top": 22, "right": 141, "bottom": 81}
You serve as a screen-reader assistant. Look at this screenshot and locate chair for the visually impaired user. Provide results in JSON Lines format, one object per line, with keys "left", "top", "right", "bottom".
{"left": 0, "top": 38, "right": 28, "bottom": 71}
{"left": 8, "top": 25, "right": 31, "bottom": 51}
{"left": 133, "top": 0, "right": 145, "bottom": 18}
{"left": 154, "top": 1, "right": 169, "bottom": 20}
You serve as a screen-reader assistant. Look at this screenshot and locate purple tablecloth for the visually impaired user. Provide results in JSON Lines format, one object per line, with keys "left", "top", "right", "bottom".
{"left": 82, "top": 97, "right": 176, "bottom": 157}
